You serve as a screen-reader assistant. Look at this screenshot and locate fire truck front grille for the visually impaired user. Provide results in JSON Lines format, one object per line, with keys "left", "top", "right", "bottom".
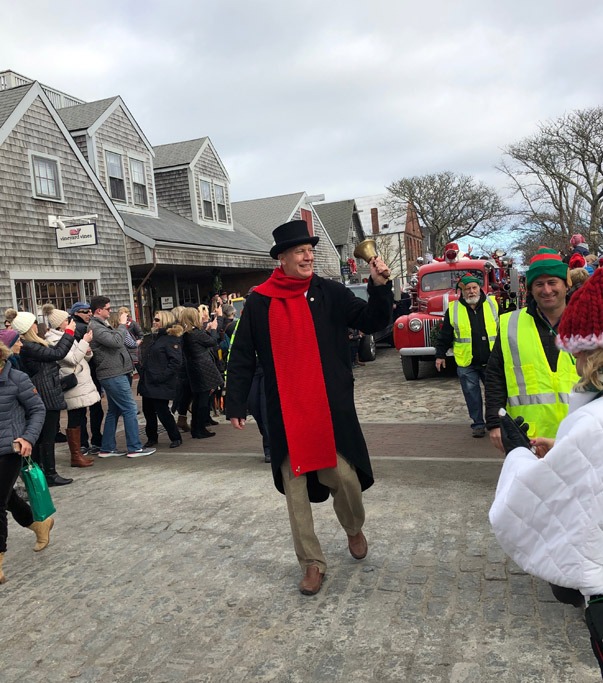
{"left": 423, "top": 318, "right": 439, "bottom": 347}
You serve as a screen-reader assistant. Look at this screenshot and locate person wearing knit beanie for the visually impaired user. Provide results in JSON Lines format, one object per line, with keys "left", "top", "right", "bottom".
{"left": 436, "top": 272, "right": 498, "bottom": 438}
{"left": 0, "top": 329, "right": 20, "bottom": 349}
{"left": 525, "top": 247, "right": 570, "bottom": 289}
{"left": 490, "top": 265, "right": 603, "bottom": 675}
{"left": 568, "top": 253, "right": 586, "bottom": 270}
{"left": 42, "top": 304, "right": 69, "bottom": 330}
{"left": 485, "top": 245, "right": 578, "bottom": 450}
{"left": 557, "top": 267, "right": 603, "bottom": 357}
{"left": 4, "top": 308, "right": 17, "bottom": 329}
{"left": 11, "top": 312, "right": 36, "bottom": 336}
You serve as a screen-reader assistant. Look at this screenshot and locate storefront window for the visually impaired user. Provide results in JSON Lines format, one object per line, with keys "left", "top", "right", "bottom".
{"left": 13, "top": 279, "right": 98, "bottom": 313}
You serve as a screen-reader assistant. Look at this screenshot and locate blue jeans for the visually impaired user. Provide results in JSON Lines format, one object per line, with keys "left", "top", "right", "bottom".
{"left": 456, "top": 365, "right": 486, "bottom": 430}
{"left": 99, "top": 374, "right": 142, "bottom": 452}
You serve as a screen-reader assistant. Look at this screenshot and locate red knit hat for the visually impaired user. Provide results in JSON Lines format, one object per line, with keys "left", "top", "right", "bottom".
{"left": 557, "top": 267, "right": 603, "bottom": 354}
{"left": 568, "top": 253, "right": 586, "bottom": 269}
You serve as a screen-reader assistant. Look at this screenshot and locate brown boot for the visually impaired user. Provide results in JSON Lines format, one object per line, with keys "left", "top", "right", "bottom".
{"left": 66, "top": 427, "right": 94, "bottom": 468}
{"left": 0, "top": 552, "right": 6, "bottom": 584}
{"left": 29, "top": 517, "right": 55, "bottom": 552}
{"left": 299, "top": 565, "right": 324, "bottom": 595}
{"left": 177, "top": 415, "right": 190, "bottom": 432}
{"left": 347, "top": 530, "right": 368, "bottom": 560}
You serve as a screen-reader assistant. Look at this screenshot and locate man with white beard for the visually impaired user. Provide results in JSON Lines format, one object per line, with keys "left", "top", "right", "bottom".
{"left": 435, "top": 274, "right": 499, "bottom": 437}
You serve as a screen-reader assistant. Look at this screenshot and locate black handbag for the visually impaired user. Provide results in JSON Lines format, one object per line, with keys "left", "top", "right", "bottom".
{"left": 60, "top": 372, "right": 78, "bottom": 392}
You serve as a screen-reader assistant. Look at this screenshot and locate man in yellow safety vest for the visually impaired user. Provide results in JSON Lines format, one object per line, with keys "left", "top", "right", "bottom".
{"left": 435, "top": 273, "right": 499, "bottom": 438}
{"left": 485, "top": 247, "right": 579, "bottom": 452}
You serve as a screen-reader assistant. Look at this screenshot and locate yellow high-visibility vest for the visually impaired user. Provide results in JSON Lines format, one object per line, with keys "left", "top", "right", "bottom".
{"left": 448, "top": 296, "right": 499, "bottom": 367}
{"left": 500, "top": 308, "right": 578, "bottom": 438}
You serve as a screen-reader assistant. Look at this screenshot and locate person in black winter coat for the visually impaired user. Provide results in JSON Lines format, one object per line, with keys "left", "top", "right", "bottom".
{"left": 70, "top": 301, "right": 104, "bottom": 454}
{"left": 180, "top": 308, "right": 223, "bottom": 439}
{"left": 138, "top": 312, "right": 184, "bottom": 448}
{"left": 12, "top": 311, "right": 76, "bottom": 486}
{"left": 0, "top": 340, "right": 53, "bottom": 585}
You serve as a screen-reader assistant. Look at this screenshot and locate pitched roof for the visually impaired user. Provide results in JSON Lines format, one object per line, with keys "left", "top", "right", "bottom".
{"left": 122, "top": 206, "right": 271, "bottom": 253}
{"left": 231, "top": 192, "right": 305, "bottom": 243}
{"left": 0, "top": 82, "right": 33, "bottom": 129}
{"left": 153, "top": 138, "right": 209, "bottom": 169}
{"left": 56, "top": 97, "right": 118, "bottom": 131}
{"left": 313, "top": 199, "right": 358, "bottom": 247}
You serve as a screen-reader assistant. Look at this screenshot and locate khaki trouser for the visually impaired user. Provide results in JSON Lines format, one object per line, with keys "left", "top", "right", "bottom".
{"left": 280, "top": 454, "right": 365, "bottom": 574}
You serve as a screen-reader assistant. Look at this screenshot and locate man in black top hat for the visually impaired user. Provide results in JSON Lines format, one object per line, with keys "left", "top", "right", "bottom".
{"left": 226, "top": 219, "right": 392, "bottom": 595}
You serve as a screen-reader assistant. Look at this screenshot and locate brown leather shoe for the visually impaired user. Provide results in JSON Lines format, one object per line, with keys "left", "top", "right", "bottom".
{"left": 348, "top": 531, "right": 368, "bottom": 559}
{"left": 299, "top": 565, "right": 324, "bottom": 595}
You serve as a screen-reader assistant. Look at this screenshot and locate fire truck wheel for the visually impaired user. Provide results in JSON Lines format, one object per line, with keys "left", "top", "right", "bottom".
{"left": 401, "top": 356, "right": 420, "bottom": 381}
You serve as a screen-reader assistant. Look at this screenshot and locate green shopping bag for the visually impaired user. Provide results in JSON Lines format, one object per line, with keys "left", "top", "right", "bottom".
{"left": 20, "top": 457, "right": 56, "bottom": 522}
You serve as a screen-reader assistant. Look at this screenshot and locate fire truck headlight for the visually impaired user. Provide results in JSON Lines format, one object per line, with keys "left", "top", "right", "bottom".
{"left": 409, "top": 318, "right": 423, "bottom": 333}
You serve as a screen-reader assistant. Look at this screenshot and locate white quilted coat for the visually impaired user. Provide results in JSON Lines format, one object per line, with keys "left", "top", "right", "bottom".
{"left": 489, "top": 391, "right": 603, "bottom": 597}
{"left": 45, "top": 328, "right": 101, "bottom": 410}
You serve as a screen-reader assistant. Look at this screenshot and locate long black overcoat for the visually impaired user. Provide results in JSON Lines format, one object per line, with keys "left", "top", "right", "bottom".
{"left": 225, "top": 274, "right": 393, "bottom": 502}
{"left": 137, "top": 326, "right": 183, "bottom": 401}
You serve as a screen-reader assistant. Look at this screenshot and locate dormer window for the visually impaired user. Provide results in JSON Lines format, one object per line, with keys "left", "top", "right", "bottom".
{"left": 200, "top": 180, "right": 214, "bottom": 220}
{"left": 130, "top": 158, "right": 148, "bottom": 206}
{"left": 106, "top": 151, "right": 126, "bottom": 202}
{"left": 215, "top": 184, "right": 227, "bottom": 222}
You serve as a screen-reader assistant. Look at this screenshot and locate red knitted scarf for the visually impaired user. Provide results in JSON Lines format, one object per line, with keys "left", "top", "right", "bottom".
{"left": 255, "top": 267, "right": 337, "bottom": 476}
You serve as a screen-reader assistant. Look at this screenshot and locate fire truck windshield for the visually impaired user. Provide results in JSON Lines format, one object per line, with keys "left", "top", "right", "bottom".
{"left": 421, "top": 269, "right": 484, "bottom": 292}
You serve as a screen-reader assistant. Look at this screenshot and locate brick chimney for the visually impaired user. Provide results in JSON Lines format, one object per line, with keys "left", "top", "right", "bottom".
{"left": 371, "top": 208, "right": 379, "bottom": 235}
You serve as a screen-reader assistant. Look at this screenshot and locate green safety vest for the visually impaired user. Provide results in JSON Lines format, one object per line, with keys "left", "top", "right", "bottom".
{"left": 500, "top": 308, "right": 578, "bottom": 439}
{"left": 448, "top": 296, "right": 499, "bottom": 368}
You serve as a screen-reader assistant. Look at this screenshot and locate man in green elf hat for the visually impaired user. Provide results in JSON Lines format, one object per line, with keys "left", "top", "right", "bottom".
{"left": 435, "top": 273, "right": 499, "bottom": 437}
{"left": 485, "top": 246, "right": 579, "bottom": 451}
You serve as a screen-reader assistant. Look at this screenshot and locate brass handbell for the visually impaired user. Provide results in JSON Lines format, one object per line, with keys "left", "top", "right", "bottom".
{"left": 353, "top": 239, "right": 378, "bottom": 262}
{"left": 353, "top": 239, "right": 391, "bottom": 279}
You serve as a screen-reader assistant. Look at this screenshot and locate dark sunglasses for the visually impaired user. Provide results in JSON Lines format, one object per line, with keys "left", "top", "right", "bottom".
{"left": 153, "top": 317, "right": 161, "bottom": 322}
{"left": 78, "top": 310, "right": 91, "bottom": 314}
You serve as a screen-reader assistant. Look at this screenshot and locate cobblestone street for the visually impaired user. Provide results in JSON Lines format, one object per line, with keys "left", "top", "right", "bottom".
{"left": 1, "top": 348, "right": 599, "bottom": 682}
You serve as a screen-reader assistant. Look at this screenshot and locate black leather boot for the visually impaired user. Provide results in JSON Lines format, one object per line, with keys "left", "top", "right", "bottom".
{"left": 41, "top": 444, "right": 73, "bottom": 487}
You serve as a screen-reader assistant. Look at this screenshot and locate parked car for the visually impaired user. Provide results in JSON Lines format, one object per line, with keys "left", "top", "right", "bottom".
{"left": 346, "top": 283, "right": 394, "bottom": 362}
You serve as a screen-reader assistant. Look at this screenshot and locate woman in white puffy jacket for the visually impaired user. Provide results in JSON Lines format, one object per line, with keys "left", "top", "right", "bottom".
{"left": 490, "top": 267, "right": 603, "bottom": 678}
{"left": 43, "top": 305, "right": 100, "bottom": 469}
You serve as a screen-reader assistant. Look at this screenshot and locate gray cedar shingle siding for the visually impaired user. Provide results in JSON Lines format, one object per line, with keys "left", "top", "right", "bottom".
{"left": 72, "top": 134, "right": 88, "bottom": 160}
{"left": 154, "top": 168, "right": 193, "bottom": 221}
{"left": 94, "top": 107, "right": 156, "bottom": 215}
{"left": 0, "top": 96, "right": 131, "bottom": 308}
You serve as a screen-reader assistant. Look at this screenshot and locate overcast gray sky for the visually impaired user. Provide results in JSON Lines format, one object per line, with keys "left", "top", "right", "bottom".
{"left": 3, "top": 0, "right": 603, "bottom": 206}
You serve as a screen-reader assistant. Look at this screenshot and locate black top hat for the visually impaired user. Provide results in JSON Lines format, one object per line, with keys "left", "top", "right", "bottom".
{"left": 269, "top": 220, "right": 319, "bottom": 259}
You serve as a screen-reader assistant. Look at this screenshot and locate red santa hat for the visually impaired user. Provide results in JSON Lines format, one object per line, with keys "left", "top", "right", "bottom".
{"left": 557, "top": 267, "right": 603, "bottom": 354}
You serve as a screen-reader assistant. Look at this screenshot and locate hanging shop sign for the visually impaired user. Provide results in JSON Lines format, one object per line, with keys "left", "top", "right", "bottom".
{"left": 55, "top": 222, "right": 98, "bottom": 249}
{"left": 160, "top": 297, "right": 174, "bottom": 309}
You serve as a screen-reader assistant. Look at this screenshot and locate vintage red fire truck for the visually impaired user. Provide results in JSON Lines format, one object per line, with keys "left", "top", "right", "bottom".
{"left": 393, "top": 249, "right": 523, "bottom": 380}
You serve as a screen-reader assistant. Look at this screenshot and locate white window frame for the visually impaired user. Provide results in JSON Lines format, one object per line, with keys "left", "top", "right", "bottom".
{"left": 28, "top": 151, "right": 64, "bottom": 202}
{"left": 129, "top": 156, "right": 148, "bottom": 207}
{"left": 200, "top": 179, "right": 214, "bottom": 220}
{"left": 105, "top": 149, "right": 127, "bottom": 203}
{"left": 214, "top": 183, "right": 227, "bottom": 222}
